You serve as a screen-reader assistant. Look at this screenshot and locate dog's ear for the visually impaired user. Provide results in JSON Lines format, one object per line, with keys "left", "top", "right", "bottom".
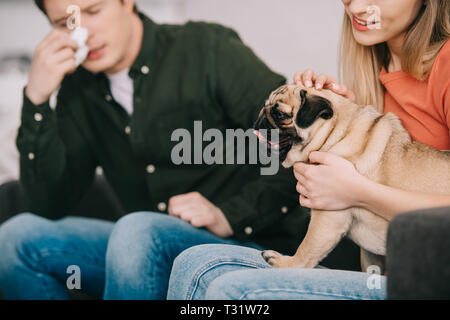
{"left": 296, "top": 90, "right": 334, "bottom": 128}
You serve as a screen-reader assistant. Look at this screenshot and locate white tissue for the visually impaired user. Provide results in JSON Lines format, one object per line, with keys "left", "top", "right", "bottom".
{"left": 70, "top": 27, "right": 89, "bottom": 66}
{"left": 49, "top": 28, "right": 88, "bottom": 109}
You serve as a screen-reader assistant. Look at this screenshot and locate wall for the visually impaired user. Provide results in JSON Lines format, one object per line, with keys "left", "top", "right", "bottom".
{"left": 0, "top": 0, "right": 345, "bottom": 78}
{"left": 183, "top": 0, "right": 344, "bottom": 81}
{"left": 0, "top": 0, "right": 345, "bottom": 183}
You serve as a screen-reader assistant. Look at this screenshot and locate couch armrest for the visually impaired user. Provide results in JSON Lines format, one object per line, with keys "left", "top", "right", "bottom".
{"left": 386, "top": 206, "right": 450, "bottom": 299}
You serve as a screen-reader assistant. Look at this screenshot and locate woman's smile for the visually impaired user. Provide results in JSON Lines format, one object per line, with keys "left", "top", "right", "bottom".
{"left": 352, "top": 14, "right": 380, "bottom": 31}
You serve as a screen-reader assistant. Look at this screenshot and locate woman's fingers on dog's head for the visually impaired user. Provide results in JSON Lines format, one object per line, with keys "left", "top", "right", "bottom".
{"left": 301, "top": 69, "right": 316, "bottom": 87}
{"left": 294, "top": 70, "right": 340, "bottom": 91}
{"left": 329, "top": 83, "right": 356, "bottom": 102}
{"left": 334, "top": 84, "right": 349, "bottom": 96}
{"left": 294, "top": 72, "right": 304, "bottom": 85}
{"left": 342, "top": 86, "right": 356, "bottom": 102}
{"left": 314, "top": 74, "right": 326, "bottom": 89}
{"left": 314, "top": 74, "right": 336, "bottom": 90}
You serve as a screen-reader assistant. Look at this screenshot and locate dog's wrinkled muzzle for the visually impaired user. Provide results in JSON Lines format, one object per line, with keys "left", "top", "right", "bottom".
{"left": 253, "top": 112, "right": 295, "bottom": 161}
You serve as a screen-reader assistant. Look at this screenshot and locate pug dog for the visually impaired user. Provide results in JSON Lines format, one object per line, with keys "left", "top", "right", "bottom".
{"left": 254, "top": 84, "right": 450, "bottom": 271}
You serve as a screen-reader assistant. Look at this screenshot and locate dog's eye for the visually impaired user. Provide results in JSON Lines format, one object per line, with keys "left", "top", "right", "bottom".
{"left": 270, "top": 105, "right": 291, "bottom": 121}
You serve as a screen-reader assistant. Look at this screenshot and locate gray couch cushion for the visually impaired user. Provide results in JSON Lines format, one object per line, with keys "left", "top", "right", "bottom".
{"left": 387, "top": 206, "right": 450, "bottom": 299}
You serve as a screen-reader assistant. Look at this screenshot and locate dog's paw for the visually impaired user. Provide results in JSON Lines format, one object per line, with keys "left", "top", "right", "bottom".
{"left": 262, "top": 250, "right": 281, "bottom": 264}
{"left": 262, "top": 250, "right": 293, "bottom": 268}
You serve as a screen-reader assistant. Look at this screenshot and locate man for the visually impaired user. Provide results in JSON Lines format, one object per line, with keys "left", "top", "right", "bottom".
{"left": 0, "top": 0, "right": 359, "bottom": 299}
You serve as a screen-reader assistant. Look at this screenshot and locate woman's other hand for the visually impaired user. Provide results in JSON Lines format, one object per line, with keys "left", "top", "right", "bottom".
{"left": 293, "top": 69, "right": 356, "bottom": 103}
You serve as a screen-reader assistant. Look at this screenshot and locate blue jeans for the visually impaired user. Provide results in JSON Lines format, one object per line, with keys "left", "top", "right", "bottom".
{"left": 167, "top": 244, "right": 387, "bottom": 300}
{"left": 0, "top": 212, "right": 260, "bottom": 299}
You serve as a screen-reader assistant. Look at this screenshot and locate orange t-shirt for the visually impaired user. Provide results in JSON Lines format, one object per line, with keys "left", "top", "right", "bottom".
{"left": 379, "top": 39, "right": 450, "bottom": 151}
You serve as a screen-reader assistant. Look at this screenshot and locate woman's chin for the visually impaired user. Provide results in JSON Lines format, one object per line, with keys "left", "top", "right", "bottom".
{"left": 352, "top": 31, "right": 386, "bottom": 47}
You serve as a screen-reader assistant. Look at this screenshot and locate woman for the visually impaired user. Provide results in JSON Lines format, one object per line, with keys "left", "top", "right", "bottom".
{"left": 167, "top": 0, "right": 450, "bottom": 300}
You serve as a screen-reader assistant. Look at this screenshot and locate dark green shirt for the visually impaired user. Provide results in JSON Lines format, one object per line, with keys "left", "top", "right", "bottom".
{"left": 17, "top": 13, "right": 315, "bottom": 254}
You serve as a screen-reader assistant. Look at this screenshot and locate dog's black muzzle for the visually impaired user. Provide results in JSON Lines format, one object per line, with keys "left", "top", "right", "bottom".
{"left": 253, "top": 109, "right": 297, "bottom": 163}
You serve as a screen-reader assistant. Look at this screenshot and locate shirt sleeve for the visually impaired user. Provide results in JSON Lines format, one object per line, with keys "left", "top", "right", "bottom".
{"left": 431, "top": 40, "right": 450, "bottom": 137}
{"left": 214, "top": 27, "right": 286, "bottom": 128}
{"left": 444, "top": 73, "right": 450, "bottom": 133}
{"left": 211, "top": 27, "right": 308, "bottom": 240}
{"left": 445, "top": 85, "right": 450, "bottom": 135}
{"left": 217, "top": 167, "right": 304, "bottom": 241}
{"left": 16, "top": 84, "right": 98, "bottom": 218}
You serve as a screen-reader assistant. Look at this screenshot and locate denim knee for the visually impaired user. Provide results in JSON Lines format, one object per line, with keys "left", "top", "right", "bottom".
{"left": 107, "top": 211, "right": 174, "bottom": 252}
{"left": 169, "top": 244, "right": 224, "bottom": 300}
{"left": 0, "top": 212, "right": 50, "bottom": 251}
{"left": 0, "top": 213, "right": 51, "bottom": 272}
{"left": 205, "top": 271, "right": 245, "bottom": 300}
{"left": 105, "top": 212, "right": 177, "bottom": 272}
{"left": 168, "top": 244, "right": 268, "bottom": 300}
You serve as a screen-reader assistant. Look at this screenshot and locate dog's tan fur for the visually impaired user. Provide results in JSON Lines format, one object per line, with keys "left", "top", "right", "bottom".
{"left": 258, "top": 85, "right": 450, "bottom": 271}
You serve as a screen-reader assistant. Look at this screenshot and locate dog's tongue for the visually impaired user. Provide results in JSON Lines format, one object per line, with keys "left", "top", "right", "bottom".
{"left": 253, "top": 130, "right": 281, "bottom": 149}
{"left": 253, "top": 130, "right": 267, "bottom": 143}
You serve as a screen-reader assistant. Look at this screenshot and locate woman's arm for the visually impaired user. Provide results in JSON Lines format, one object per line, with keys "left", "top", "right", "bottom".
{"left": 354, "top": 176, "right": 450, "bottom": 221}
{"left": 294, "top": 151, "right": 450, "bottom": 221}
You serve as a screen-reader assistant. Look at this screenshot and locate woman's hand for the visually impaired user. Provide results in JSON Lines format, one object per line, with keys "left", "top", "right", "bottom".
{"left": 293, "top": 151, "right": 367, "bottom": 211}
{"left": 293, "top": 69, "right": 356, "bottom": 103}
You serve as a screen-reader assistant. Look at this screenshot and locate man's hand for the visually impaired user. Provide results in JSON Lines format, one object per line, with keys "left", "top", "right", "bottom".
{"left": 168, "top": 192, "right": 234, "bottom": 238}
{"left": 26, "top": 29, "right": 79, "bottom": 105}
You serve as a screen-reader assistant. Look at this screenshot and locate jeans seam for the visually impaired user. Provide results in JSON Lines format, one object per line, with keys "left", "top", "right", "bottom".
{"left": 187, "top": 259, "right": 268, "bottom": 300}
{"left": 238, "top": 288, "right": 377, "bottom": 300}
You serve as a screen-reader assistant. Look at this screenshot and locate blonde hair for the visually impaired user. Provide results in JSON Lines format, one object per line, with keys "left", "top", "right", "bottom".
{"left": 338, "top": 0, "right": 450, "bottom": 112}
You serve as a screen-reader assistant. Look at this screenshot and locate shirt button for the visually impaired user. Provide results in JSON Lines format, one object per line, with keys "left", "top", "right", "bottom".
{"left": 28, "top": 152, "right": 35, "bottom": 160}
{"left": 146, "top": 164, "right": 156, "bottom": 174}
{"left": 96, "top": 167, "right": 103, "bottom": 176}
{"left": 125, "top": 126, "right": 131, "bottom": 135}
{"left": 141, "top": 65, "right": 150, "bottom": 74}
{"left": 157, "top": 202, "right": 167, "bottom": 212}
{"left": 244, "top": 226, "right": 253, "bottom": 235}
{"left": 34, "top": 113, "right": 43, "bottom": 122}
{"left": 105, "top": 94, "right": 113, "bottom": 102}
{"left": 281, "top": 206, "right": 288, "bottom": 214}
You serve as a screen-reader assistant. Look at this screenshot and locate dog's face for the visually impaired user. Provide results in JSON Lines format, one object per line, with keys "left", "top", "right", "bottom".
{"left": 254, "top": 85, "right": 337, "bottom": 164}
